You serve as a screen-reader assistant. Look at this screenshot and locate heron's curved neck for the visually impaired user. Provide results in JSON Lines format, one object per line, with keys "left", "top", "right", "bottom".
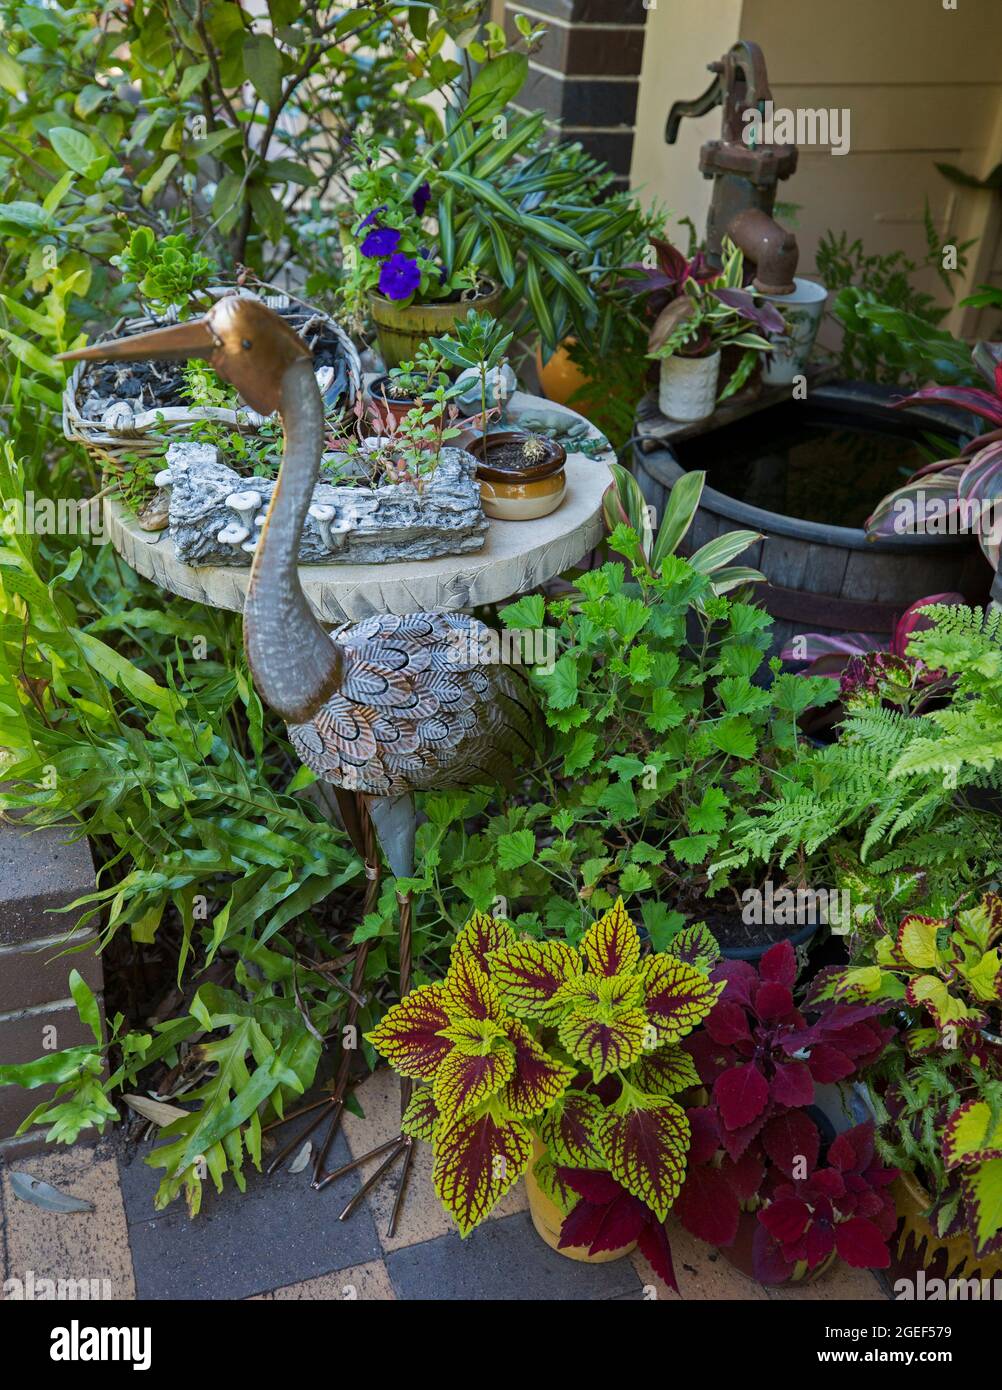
{"left": 244, "top": 356, "right": 341, "bottom": 722}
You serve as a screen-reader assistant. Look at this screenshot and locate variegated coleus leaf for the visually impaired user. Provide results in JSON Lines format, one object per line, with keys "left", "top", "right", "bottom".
{"left": 558, "top": 1001, "right": 648, "bottom": 1082}
{"left": 487, "top": 939, "right": 582, "bottom": 1021}
{"left": 667, "top": 922, "right": 721, "bottom": 974}
{"left": 499, "top": 1019, "right": 575, "bottom": 1118}
{"left": 630, "top": 1044, "right": 701, "bottom": 1098}
{"left": 600, "top": 1096, "right": 690, "bottom": 1222}
{"left": 551, "top": 971, "right": 646, "bottom": 1015}
{"left": 639, "top": 956, "right": 725, "bottom": 1046}
{"left": 451, "top": 910, "right": 517, "bottom": 972}
{"left": 401, "top": 1086, "right": 441, "bottom": 1144}
{"left": 943, "top": 1100, "right": 1002, "bottom": 1169}
{"left": 581, "top": 897, "right": 641, "bottom": 976}
{"left": 433, "top": 1017, "right": 515, "bottom": 1118}
{"left": 905, "top": 974, "right": 985, "bottom": 1031}
{"left": 441, "top": 950, "right": 504, "bottom": 1022}
{"left": 365, "top": 983, "right": 452, "bottom": 1080}
{"left": 432, "top": 1107, "right": 533, "bottom": 1236}
{"left": 960, "top": 1157, "right": 1002, "bottom": 1258}
{"left": 538, "top": 1090, "right": 608, "bottom": 1170}
{"left": 532, "top": 1149, "right": 578, "bottom": 1217}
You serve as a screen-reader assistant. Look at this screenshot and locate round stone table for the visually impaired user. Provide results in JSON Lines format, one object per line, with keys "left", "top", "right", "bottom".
{"left": 104, "top": 393, "right": 612, "bottom": 623}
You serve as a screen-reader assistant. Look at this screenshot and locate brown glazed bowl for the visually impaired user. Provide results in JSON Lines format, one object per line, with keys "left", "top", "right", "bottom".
{"left": 463, "top": 429, "right": 568, "bottom": 521}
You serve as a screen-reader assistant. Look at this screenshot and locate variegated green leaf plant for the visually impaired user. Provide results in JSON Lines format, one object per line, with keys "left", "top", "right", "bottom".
{"left": 367, "top": 900, "right": 723, "bottom": 1248}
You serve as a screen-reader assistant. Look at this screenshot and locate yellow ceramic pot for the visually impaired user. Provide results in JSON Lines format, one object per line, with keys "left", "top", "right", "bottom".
{"left": 369, "top": 281, "right": 502, "bottom": 369}
{"left": 524, "top": 1141, "right": 637, "bottom": 1263}
{"left": 479, "top": 470, "right": 566, "bottom": 521}
{"left": 893, "top": 1169, "right": 1002, "bottom": 1280}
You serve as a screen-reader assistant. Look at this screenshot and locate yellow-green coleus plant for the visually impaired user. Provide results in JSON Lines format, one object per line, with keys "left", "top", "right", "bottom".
{"left": 367, "top": 900, "right": 723, "bottom": 1237}
{"left": 833, "top": 895, "right": 1002, "bottom": 1044}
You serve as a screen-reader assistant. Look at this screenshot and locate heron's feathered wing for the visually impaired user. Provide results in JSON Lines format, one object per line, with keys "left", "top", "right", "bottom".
{"left": 287, "top": 612, "right": 538, "bottom": 796}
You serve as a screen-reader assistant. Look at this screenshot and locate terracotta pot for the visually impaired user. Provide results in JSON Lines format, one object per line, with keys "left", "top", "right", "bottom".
{"left": 365, "top": 375, "right": 419, "bottom": 428}
{"left": 535, "top": 339, "right": 591, "bottom": 407}
{"left": 719, "top": 1207, "right": 836, "bottom": 1286}
{"left": 524, "top": 1141, "right": 637, "bottom": 1263}
{"left": 368, "top": 280, "right": 503, "bottom": 369}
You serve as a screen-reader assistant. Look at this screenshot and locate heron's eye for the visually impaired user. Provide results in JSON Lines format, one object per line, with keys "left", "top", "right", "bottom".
{"left": 242, "top": 338, "right": 252, "bottom": 350}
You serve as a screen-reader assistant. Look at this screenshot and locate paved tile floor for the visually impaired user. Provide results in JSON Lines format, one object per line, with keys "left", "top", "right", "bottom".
{"left": 0, "top": 1070, "right": 888, "bottom": 1301}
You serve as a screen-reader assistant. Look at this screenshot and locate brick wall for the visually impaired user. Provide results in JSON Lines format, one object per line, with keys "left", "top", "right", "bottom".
{"left": 505, "top": 0, "right": 650, "bottom": 186}
{"left": 0, "top": 822, "right": 101, "bottom": 1154}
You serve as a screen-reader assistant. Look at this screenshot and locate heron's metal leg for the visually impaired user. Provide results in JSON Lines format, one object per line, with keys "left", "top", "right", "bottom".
{"left": 314, "top": 881, "right": 417, "bottom": 1237}
{"left": 265, "top": 797, "right": 381, "bottom": 1179}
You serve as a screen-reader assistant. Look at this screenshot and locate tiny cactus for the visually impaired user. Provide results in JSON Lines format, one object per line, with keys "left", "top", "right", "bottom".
{"left": 521, "top": 434, "right": 548, "bottom": 465}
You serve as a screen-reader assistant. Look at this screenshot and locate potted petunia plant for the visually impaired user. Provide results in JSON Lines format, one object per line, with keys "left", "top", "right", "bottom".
{"left": 367, "top": 900, "right": 723, "bottom": 1286}
{"left": 339, "top": 48, "right": 656, "bottom": 368}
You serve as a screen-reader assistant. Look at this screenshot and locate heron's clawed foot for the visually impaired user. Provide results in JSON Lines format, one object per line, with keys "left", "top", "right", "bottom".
{"left": 314, "top": 1131, "right": 415, "bottom": 1238}
{"left": 262, "top": 1082, "right": 348, "bottom": 1181}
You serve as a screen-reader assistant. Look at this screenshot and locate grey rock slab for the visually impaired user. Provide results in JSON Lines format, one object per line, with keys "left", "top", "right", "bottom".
{"left": 164, "top": 441, "right": 488, "bottom": 566}
{"left": 385, "top": 1210, "right": 644, "bottom": 1301}
{"left": 104, "top": 399, "right": 610, "bottom": 624}
{"left": 119, "top": 1131, "right": 381, "bottom": 1300}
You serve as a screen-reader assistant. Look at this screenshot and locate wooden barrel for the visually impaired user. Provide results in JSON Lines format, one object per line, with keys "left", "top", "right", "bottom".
{"left": 632, "top": 381, "right": 992, "bottom": 656}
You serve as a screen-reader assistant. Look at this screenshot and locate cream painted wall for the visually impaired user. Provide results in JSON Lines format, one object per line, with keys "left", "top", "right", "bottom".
{"left": 630, "top": 0, "right": 1002, "bottom": 340}
{"left": 631, "top": 0, "right": 742, "bottom": 241}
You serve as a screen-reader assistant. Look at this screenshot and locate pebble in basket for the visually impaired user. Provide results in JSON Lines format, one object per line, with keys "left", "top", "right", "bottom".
{"left": 62, "top": 237, "right": 361, "bottom": 506}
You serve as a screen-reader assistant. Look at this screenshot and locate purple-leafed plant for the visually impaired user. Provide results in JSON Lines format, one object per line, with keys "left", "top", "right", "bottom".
{"left": 673, "top": 941, "right": 898, "bottom": 1282}
{"left": 782, "top": 593, "right": 963, "bottom": 717}
{"left": 865, "top": 342, "right": 1002, "bottom": 570}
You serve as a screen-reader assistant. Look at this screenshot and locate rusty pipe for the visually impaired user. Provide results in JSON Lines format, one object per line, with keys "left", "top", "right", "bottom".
{"left": 727, "top": 206, "right": 798, "bottom": 296}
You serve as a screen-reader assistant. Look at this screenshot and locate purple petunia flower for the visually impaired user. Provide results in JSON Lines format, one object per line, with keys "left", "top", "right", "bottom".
{"left": 358, "top": 204, "right": 387, "bottom": 233}
{"left": 378, "top": 252, "right": 421, "bottom": 301}
{"left": 412, "top": 181, "right": 431, "bottom": 217}
{"left": 361, "top": 227, "right": 402, "bottom": 259}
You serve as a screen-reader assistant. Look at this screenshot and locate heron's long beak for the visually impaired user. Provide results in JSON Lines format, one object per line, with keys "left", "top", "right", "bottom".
{"left": 56, "top": 317, "right": 216, "bottom": 365}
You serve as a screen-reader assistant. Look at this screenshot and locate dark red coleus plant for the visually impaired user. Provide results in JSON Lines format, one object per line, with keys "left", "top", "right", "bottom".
{"left": 675, "top": 941, "right": 895, "bottom": 1265}
{"left": 556, "top": 1166, "right": 678, "bottom": 1292}
{"left": 754, "top": 1120, "right": 898, "bottom": 1283}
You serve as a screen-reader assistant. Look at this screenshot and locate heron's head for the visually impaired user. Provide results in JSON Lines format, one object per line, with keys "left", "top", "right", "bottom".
{"left": 57, "top": 295, "right": 312, "bottom": 416}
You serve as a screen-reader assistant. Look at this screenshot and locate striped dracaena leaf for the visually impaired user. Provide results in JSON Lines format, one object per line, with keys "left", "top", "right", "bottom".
{"left": 487, "top": 939, "right": 582, "bottom": 1020}
{"left": 865, "top": 465, "right": 965, "bottom": 539}
{"left": 538, "top": 1091, "right": 608, "bottom": 1169}
{"left": 365, "top": 983, "right": 452, "bottom": 1080}
{"left": 629, "top": 1044, "right": 701, "bottom": 1098}
{"left": 401, "top": 1086, "right": 441, "bottom": 1144}
{"left": 441, "top": 951, "right": 504, "bottom": 1022}
{"left": 433, "top": 1028, "right": 516, "bottom": 1119}
{"left": 432, "top": 1108, "right": 533, "bottom": 1236}
{"left": 600, "top": 1096, "right": 690, "bottom": 1221}
{"left": 500, "top": 1020, "right": 574, "bottom": 1118}
{"left": 639, "top": 956, "right": 725, "bottom": 1046}
{"left": 581, "top": 897, "right": 641, "bottom": 977}
{"left": 451, "top": 910, "right": 517, "bottom": 972}
{"left": 558, "top": 1001, "right": 648, "bottom": 1082}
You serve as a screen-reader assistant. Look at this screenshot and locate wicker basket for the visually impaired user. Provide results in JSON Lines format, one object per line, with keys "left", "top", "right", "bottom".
{"left": 61, "top": 284, "right": 361, "bottom": 469}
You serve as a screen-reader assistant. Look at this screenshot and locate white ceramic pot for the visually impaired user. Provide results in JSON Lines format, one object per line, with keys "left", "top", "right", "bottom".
{"left": 758, "top": 278, "right": 828, "bottom": 385}
{"left": 658, "top": 350, "right": 721, "bottom": 423}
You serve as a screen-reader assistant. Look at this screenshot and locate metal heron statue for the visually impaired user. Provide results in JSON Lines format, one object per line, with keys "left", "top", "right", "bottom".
{"left": 58, "top": 296, "right": 537, "bottom": 1233}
